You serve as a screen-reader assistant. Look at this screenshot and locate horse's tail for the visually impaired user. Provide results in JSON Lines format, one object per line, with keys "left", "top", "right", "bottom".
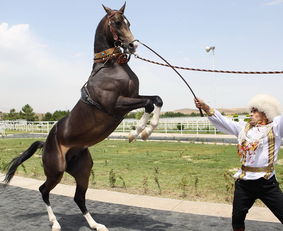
{"left": 3, "top": 141, "right": 45, "bottom": 185}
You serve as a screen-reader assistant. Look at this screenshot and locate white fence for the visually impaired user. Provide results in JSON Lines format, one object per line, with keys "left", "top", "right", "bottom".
{"left": 0, "top": 116, "right": 246, "bottom": 135}
{"left": 115, "top": 117, "right": 218, "bottom": 134}
{"left": 0, "top": 123, "right": 5, "bottom": 137}
{"left": 0, "top": 120, "right": 56, "bottom": 134}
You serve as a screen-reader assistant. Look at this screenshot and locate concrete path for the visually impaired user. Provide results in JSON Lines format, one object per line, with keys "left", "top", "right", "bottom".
{"left": 0, "top": 174, "right": 282, "bottom": 231}
{"left": 0, "top": 174, "right": 279, "bottom": 223}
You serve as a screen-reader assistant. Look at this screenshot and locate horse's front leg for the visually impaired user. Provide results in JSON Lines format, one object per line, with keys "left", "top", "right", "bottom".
{"left": 138, "top": 96, "right": 163, "bottom": 140}
{"left": 115, "top": 96, "right": 155, "bottom": 142}
{"left": 115, "top": 95, "right": 163, "bottom": 142}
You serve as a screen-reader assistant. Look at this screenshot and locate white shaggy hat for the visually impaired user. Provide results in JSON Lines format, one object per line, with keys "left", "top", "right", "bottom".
{"left": 248, "top": 94, "right": 282, "bottom": 121}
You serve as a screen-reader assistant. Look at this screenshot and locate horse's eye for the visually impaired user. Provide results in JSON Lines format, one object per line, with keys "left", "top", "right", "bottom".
{"left": 115, "top": 21, "right": 122, "bottom": 27}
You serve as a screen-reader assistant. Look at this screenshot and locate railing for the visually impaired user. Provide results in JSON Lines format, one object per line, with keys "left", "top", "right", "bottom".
{"left": 115, "top": 118, "right": 218, "bottom": 134}
{"left": 0, "top": 117, "right": 232, "bottom": 135}
{"left": 0, "top": 121, "right": 57, "bottom": 134}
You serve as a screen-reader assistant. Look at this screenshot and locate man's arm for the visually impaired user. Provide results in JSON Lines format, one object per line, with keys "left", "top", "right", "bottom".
{"left": 272, "top": 115, "right": 283, "bottom": 137}
{"left": 194, "top": 98, "right": 244, "bottom": 137}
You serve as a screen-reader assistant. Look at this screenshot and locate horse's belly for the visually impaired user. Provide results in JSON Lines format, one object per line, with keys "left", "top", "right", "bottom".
{"left": 60, "top": 119, "right": 121, "bottom": 148}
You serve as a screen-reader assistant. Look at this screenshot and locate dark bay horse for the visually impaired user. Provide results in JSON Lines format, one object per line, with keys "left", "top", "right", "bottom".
{"left": 4, "top": 3, "right": 163, "bottom": 231}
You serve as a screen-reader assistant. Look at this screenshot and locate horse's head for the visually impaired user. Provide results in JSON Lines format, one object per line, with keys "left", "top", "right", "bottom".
{"left": 102, "top": 3, "right": 137, "bottom": 54}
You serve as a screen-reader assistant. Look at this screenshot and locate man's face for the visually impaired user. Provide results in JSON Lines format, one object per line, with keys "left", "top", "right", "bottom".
{"left": 250, "top": 108, "right": 268, "bottom": 125}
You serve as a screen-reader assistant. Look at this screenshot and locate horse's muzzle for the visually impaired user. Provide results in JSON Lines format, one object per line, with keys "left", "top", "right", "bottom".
{"left": 125, "top": 40, "right": 138, "bottom": 54}
{"left": 129, "top": 41, "right": 138, "bottom": 53}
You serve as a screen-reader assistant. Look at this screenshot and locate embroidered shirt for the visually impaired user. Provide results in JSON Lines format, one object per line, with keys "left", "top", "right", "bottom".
{"left": 208, "top": 110, "right": 283, "bottom": 180}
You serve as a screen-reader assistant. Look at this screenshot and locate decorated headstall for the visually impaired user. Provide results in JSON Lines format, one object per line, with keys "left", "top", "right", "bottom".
{"left": 94, "top": 10, "right": 129, "bottom": 64}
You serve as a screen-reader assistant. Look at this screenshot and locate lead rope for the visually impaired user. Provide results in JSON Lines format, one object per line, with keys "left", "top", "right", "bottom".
{"left": 133, "top": 40, "right": 204, "bottom": 117}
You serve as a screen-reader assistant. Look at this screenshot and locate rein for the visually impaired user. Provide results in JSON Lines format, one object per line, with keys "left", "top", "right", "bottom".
{"left": 133, "top": 40, "right": 204, "bottom": 117}
{"left": 134, "top": 56, "right": 283, "bottom": 75}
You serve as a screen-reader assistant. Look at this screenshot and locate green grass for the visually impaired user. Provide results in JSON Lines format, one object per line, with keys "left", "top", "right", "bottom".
{"left": 4, "top": 130, "right": 48, "bottom": 134}
{"left": 0, "top": 138, "right": 282, "bottom": 204}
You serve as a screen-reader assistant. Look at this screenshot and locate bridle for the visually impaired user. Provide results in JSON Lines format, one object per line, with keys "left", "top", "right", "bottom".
{"left": 107, "top": 11, "right": 133, "bottom": 49}
{"left": 93, "top": 11, "right": 131, "bottom": 64}
{"left": 107, "top": 11, "right": 121, "bottom": 42}
{"left": 107, "top": 11, "right": 133, "bottom": 54}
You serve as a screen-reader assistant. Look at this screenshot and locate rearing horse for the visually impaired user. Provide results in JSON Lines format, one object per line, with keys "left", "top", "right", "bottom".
{"left": 4, "top": 4, "right": 163, "bottom": 231}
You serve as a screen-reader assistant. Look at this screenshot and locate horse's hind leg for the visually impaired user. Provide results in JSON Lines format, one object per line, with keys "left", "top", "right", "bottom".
{"left": 66, "top": 148, "right": 108, "bottom": 231}
{"left": 39, "top": 173, "right": 63, "bottom": 230}
{"left": 39, "top": 130, "right": 68, "bottom": 230}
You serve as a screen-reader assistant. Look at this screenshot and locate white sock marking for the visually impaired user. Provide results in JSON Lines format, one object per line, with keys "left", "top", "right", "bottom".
{"left": 84, "top": 212, "right": 108, "bottom": 230}
{"left": 141, "top": 106, "right": 161, "bottom": 140}
{"left": 150, "top": 106, "right": 161, "bottom": 128}
{"left": 46, "top": 205, "right": 61, "bottom": 230}
{"left": 129, "top": 112, "right": 150, "bottom": 141}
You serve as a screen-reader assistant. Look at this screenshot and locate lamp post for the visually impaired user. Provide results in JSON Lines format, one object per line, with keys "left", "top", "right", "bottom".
{"left": 205, "top": 46, "right": 215, "bottom": 70}
{"left": 205, "top": 46, "right": 216, "bottom": 108}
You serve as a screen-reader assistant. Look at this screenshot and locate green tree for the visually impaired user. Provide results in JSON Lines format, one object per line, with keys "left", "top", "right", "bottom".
{"left": 134, "top": 110, "right": 144, "bottom": 120}
{"left": 125, "top": 110, "right": 144, "bottom": 119}
{"left": 19, "top": 104, "right": 37, "bottom": 121}
{"left": 189, "top": 112, "right": 200, "bottom": 117}
{"left": 3, "top": 108, "right": 20, "bottom": 120}
{"left": 43, "top": 112, "right": 53, "bottom": 121}
{"left": 52, "top": 110, "right": 69, "bottom": 121}
{"left": 161, "top": 112, "right": 189, "bottom": 118}
{"left": 233, "top": 114, "right": 239, "bottom": 122}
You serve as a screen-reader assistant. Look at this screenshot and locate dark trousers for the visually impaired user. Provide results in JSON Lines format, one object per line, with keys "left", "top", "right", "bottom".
{"left": 232, "top": 175, "right": 283, "bottom": 230}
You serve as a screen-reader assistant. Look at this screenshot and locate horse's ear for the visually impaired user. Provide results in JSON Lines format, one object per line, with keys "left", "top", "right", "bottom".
{"left": 119, "top": 2, "right": 126, "bottom": 14}
{"left": 102, "top": 4, "right": 112, "bottom": 15}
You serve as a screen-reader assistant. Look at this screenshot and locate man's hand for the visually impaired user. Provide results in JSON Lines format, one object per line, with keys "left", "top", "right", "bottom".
{"left": 194, "top": 98, "right": 211, "bottom": 114}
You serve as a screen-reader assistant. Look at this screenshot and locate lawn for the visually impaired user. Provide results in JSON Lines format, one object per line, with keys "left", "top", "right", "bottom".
{"left": 0, "top": 138, "right": 282, "bottom": 204}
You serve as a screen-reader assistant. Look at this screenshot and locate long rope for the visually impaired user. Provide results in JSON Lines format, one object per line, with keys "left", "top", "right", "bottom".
{"left": 134, "top": 40, "right": 204, "bottom": 117}
{"left": 135, "top": 55, "right": 283, "bottom": 75}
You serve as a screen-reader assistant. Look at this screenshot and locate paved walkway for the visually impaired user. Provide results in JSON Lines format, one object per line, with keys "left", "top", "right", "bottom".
{"left": 0, "top": 174, "right": 282, "bottom": 231}
{"left": 1, "top": 185, "right": 282, "bottom": 231}
{"left": 0, "top": 174, "right": 279, "bottom": 223}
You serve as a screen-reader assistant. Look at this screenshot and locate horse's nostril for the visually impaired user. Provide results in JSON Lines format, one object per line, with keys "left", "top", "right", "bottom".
{"left": 129, "top": 43, "right": 134, "bottom": 48}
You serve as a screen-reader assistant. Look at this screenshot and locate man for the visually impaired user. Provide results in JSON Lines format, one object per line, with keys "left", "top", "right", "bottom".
{"left": 195, "top": 94, "right": 283, "bottom": 231}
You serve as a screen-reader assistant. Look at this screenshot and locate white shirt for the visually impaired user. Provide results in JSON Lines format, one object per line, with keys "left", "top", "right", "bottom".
{"left": 208, "top": 110, "right": 283, "bottom": 180}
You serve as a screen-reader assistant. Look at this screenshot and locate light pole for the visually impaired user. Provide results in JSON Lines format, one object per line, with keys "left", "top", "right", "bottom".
{"left": 205, "top": 46, "right": 215, "bottom": 70}
{"left": 205, "top": 46, "right": 216, "bottom": 107}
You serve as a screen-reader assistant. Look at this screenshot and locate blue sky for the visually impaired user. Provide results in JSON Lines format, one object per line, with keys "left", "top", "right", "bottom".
{"left": 0, "top": 0, "right": 283, "bottom": 113}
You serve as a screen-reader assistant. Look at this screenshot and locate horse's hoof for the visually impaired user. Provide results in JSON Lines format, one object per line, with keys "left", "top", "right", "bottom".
{"left": 51, "top": 223, "right": 61, "bottom": 231}
{"left": 128, "top": 135, "right": 135, "bottom": 143}
{"left": 128, "top": 131, "right": 136, "bottom": 143}
{"left": 141, "top": 130, "right": 149, "bottom": 141}
{"left": 51, "top": 228, "right": 61, "bottom": 231}
{"left": 94, "top": 224, "right": 109, "bottom": 231}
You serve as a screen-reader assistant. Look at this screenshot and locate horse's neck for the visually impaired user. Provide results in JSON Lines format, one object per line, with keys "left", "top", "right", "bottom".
{"left": 94, "top": 35, "right": 112, "bottom": 53}
{"left": 94, "top": 18, "right": 113, "bottom": 53}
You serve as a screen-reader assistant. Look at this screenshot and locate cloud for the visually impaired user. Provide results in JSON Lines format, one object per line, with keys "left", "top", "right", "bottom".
{"left": 0, "top": 23, "right": 89, "bottom": 113}
{"left": 1, "top": 23, "right": 282, "bottom": 114}
{"left": 264, "top": 0, "right": 283, "bottom": 5}
{"left": 0, "top": 22, "right": 200, "bottom": 113}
